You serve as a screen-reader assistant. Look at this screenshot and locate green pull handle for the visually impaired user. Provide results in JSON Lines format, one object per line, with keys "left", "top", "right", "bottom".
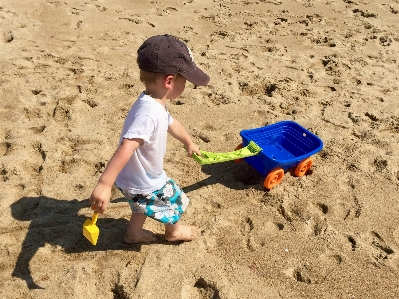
{"left": 192, "top": 141, "right": 262, "bottom": 165}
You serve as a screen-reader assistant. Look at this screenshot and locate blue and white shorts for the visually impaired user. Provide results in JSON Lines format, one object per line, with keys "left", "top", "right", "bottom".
{"left": 118, "top": 178, "right": 189, "bottom": 224}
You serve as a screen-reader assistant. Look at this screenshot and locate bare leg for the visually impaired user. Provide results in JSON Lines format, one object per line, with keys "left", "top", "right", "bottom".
{"left": 164, "top": 223, "right": 198, "bottom": 242}
{"left": 124, "top": 213, "right": 157, "bottom": 244}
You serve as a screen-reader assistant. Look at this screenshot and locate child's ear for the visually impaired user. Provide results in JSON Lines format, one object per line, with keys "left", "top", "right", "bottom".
{"left": 164, "top": 75, "right": 174, "bottom": 89}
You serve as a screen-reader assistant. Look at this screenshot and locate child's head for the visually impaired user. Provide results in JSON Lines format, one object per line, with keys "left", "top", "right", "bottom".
{"left": 137, "top": 67, "right": 181, "bottom": 86}
{"left": 137, "top": 35, "right": 210, "bottom": 87}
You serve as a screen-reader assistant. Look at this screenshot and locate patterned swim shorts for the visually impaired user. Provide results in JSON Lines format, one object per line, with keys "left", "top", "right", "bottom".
{"left": 118, "top": 178, "right": 189, "bottom": 224}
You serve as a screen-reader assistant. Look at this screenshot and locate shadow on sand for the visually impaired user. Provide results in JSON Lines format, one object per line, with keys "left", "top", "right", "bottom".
{"left": 11, "top": 161, "right": 265, "bottom": 289}
{"left": 182, "top": 159, "right": 265, "bottom": 194}
{"left": 10, "top": 196, "right": 162, "bottom": 289}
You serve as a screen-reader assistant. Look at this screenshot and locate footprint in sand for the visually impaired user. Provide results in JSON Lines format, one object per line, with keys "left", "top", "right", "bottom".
{"left": 367, "top": 231, "right": 395, "bottom": 264}
{"left": 0, "top": 164, "right": 10, "bottom": 182}
{"left": 349, "top": 231, "right": 396, "bottom": 265}
{"left": 31, "top": 142, "right": 46, "bottom": 173}
{"left": 193, "top": 277, "right": 220, "bottom": 299}
{"left": 240, "top": 217, "right": 255, "bottom": 251}
{"left": 0, "top": 142, "right": 11, "bottom": 157}
{"left": 180, "top": 277, "right": 222, "bottom": 299}
{"left": 352, "top": 8, "right": 378, "bottom": 18}
{"left": 3, "top": 30, "right": 14, "bottom": 43}
{"left": 380, "top": 4, "right": 399, "bottom": 15}
{"left": 285, "top": 253, "right": 342, "bottom": 284}
{"left": 52, "top": 95, "right": 78, "bottom": 123}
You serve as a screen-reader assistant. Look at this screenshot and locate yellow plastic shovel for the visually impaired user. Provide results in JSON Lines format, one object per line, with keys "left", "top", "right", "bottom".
{"left": 83, "top": 213, "right": 99, "bottom": 245}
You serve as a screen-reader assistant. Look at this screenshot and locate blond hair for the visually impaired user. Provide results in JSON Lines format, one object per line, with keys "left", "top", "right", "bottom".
{"left": 137, "top": 57, "right": 181, "bottom": 86}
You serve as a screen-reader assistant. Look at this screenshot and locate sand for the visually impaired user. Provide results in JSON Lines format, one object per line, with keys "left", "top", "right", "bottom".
{"left": 1, "top": 0, "right": 399, "bottom": 298}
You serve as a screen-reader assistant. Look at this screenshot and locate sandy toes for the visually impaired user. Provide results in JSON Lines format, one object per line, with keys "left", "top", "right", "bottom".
{"left": 165, "top": 225, "right": 198, "bottom": 242}
{"left": 123, "top": 229, "right": 158, "bottom": 244}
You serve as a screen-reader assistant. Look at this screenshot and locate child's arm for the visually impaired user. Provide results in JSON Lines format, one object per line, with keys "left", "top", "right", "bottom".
{"left": 89, "top": 138, "right": 142, "bottom": 213}
{"left": 168, "top": 119, "right": 200, "bottom": 156}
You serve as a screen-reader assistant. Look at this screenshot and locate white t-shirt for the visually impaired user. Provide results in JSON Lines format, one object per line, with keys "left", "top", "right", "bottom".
{"left": 115, "top": 92, "right": 174, "bottom": 194}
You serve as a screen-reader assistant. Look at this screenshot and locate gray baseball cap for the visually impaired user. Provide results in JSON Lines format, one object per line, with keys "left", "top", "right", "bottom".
{"left": 137, "top": 34, "right": 210, "bottom": 86}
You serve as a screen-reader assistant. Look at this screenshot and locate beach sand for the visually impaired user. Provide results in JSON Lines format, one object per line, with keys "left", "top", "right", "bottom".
{"left": 1, "top": 0, "right": 399, "bottom": 298}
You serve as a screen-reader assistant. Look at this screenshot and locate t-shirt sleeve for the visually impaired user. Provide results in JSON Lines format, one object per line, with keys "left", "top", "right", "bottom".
{"left": 122, "top": 113, "right": 155, "bottom": 142}
{"left": 167, "top": 111, "right": 174, "bottom": 126}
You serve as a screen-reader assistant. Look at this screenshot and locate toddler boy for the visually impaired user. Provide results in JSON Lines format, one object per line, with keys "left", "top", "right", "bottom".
{"left": 89, "top": 34, "right": 210, "bottom": 243}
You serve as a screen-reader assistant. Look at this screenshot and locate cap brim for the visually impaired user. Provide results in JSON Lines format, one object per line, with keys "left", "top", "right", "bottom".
{"left": 181, "top": 66, "right": 210, "bottom": 86}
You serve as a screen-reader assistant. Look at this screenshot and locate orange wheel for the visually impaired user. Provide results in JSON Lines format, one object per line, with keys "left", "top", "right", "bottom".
{"left": 294, "top": 158, "right": 313, "bottom": 177}
{"left": 234, "top": 143, "right": 243, "bottom": 163}
{"left": 264, "top": 168, "right": 284, "bottom": 189}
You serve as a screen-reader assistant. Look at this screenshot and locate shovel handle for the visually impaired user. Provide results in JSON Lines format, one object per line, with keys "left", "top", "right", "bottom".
{"left": 91, "top": 213, "right": 99, "bottom": 225}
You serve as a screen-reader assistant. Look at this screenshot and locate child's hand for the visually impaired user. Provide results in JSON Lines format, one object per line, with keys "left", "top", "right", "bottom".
{"left": 185, "top": 142, "right": 201, "bottom": 157}
{"left": 89, "top": 182, "right": 111, "bottom": 214}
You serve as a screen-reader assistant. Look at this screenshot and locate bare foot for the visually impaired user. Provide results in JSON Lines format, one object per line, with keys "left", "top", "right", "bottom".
{"left": 165, "top": 224, "right": 198, "bottom": 242}
{"left": 123, "top": 229, "right": 157, "bottom": 244}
